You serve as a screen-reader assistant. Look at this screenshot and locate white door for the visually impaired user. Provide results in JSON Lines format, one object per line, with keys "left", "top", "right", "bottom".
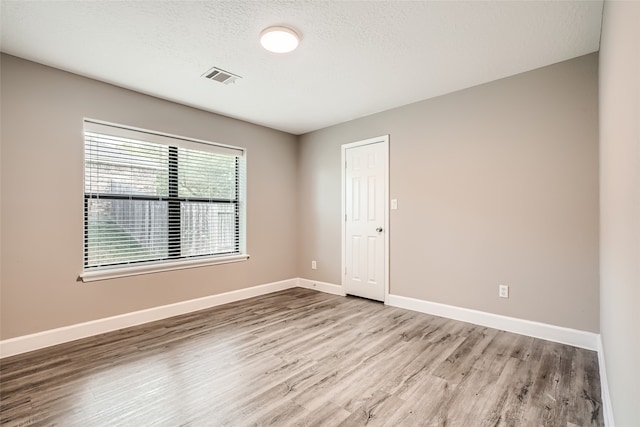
{"left": 343, "top": 137, "right": 388, "bottom": 302}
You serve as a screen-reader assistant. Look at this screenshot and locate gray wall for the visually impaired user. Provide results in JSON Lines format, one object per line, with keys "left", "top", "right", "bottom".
{"left": 0, "top": 54, "right": 299, "bottom": 339}
{"left": 0, "top": 51, "right": 604, "bottom": 340}
{"left": 599, "top": 1, "right": 640, "bottom": 425}
{"left": 298, "top": 54, "right": 600, "bottom": 332}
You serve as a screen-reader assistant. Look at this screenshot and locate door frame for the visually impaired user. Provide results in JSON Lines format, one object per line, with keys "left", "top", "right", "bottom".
{"left": 341, "top": 135, "right": 390, "bottom": 302}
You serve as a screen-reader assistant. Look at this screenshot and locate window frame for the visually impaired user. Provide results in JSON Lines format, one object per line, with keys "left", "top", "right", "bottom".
{"left": 80, "top": 119, "right": 248, "bottom": 283}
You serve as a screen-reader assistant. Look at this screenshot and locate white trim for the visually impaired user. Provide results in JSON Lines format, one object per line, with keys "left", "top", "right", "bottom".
{"left": 597, "top": 335, "right": 615, "bottom": 426}
{"left": 80, "top": 254, "right": 250, "bottom": 282}
{"left": 1, "top": 276, "right": 607, "bottom": 401}
{"left": 84, "top": 118, "right": 245, "bottom": 155}
{"left": 297, "top": 278, "right": 346, "bottom": 296}
{"left": 383, "top": 140, "right": 390, "bottom": 301}
{"left": 0, "top": 278, "right": 297, "bottom": 358}
{"left": 341, "top": 135, "right": 390, "bottom": 302}
{"left": 386, "top": 294, "right": 599, "bottom": 351}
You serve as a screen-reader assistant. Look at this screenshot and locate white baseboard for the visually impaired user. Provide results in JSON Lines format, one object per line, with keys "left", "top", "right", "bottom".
{"left": 297, "top": 278, "right": 345, "bottom": 296}
{"left": 0, "top": 278, "right": 298, "bottom": 359}
{"left": 0, "top": 280, "right": 602, "bottom": 366}
{"left": 1, "top": 279, "right": 612, "bottom": 423}
{"left": 386, "top": 294, "right": 599, "bottom": 351}
{"left": 597, "top": 336, "right": 615, "bottom": 426}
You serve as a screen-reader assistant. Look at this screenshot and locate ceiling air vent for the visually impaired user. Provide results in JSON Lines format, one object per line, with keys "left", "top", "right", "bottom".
{"left": 202, "top": 67, "right": 241, "bottom": 85}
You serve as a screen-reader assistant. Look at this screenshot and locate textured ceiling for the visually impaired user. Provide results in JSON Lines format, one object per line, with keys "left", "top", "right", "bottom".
{"left": 1, "top": 1, "right": 603, "bottom": 135}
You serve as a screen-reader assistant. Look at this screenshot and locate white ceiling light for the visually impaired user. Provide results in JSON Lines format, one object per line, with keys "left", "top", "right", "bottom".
{"left": 260, "top": 26, "right": 300, "bottom": 53}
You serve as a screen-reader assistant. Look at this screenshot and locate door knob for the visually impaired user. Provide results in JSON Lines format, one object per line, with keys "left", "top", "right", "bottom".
{"left": 376, "top": 227, "right": 383, "bottom": 232}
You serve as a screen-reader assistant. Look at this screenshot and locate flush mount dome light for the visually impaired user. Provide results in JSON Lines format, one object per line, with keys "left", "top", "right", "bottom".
{"left": 260, "top": 26, "right": 300, "bottom": 53}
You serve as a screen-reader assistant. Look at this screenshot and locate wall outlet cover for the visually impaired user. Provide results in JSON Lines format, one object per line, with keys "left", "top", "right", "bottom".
{"left": 499, "top": 285, "right": 509, "bottom": 298}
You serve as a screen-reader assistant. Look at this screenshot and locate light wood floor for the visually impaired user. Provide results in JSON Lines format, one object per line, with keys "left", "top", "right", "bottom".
{"left": 0, "top": 288, "right": 603, "bottom": 426}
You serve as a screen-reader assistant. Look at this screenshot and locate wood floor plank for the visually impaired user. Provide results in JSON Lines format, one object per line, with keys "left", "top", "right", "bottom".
{"left": 0, "top": 288, "right": 604, "bottom": 426}
{"left": 289, "top": 400, "right": 352, "bottom": 427}
{"left": 432, "top": 327, "right": 499, "bottom": 386}
{"left": 382, "top": 375, "right": 452, "bottom": 427}
{"left": 568, "top": 346, "right": 602, "bottom": 426}
{"left": 380, "top": 334, "right": 467, "bottom": 399}
{"left": 522, "top": 341, "right": 574, "bottom": 425}
{"left": 337, "top": 389, "right": 405, "bottom": 426}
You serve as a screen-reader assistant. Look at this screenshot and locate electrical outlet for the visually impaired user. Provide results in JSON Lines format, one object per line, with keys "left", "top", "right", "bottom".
{"left": 499, "top": 285, "right": 509, "bottom": 298}
{"left": 311, "top": 260, "right": 317, "bottom": 270}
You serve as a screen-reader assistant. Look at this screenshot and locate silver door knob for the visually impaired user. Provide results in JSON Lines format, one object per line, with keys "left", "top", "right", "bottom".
{"left": 376, "top": 227, "right": 383, "bottom": 232}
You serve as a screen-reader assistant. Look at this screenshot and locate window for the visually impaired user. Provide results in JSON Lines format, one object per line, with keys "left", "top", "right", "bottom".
{"left": 81, "top": 120, "right": 247, "bottom": 282}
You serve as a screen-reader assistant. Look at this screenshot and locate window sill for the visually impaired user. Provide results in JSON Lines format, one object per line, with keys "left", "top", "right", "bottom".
{"left": 79, "top": 254, "right": 250, "bottom": 283}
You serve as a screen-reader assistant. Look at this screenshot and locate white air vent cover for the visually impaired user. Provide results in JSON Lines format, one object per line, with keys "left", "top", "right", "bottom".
{"left": 202, "top": 67, "right": 241, "bottom": 85}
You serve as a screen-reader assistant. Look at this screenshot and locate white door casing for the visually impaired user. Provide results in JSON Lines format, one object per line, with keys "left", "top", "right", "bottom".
{"left": 342, "top": 136, "right": 389, "bottom": 302}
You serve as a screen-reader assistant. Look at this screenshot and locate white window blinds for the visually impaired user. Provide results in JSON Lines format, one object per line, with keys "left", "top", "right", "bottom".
{"left": 83, "top": 120, "right": 246, "bottom": 275}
